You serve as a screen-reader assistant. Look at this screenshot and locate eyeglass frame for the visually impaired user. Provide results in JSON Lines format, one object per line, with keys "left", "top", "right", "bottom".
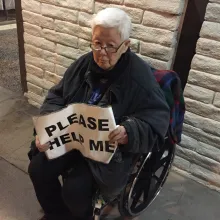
{"left": 90, "top": 41, "right": 125, "bottom": 54}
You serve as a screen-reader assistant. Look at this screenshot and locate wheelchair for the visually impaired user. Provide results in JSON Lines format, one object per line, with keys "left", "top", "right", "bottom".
{"left": 28, "top": 69, "right": 183, "bottom": 219}
{"left": 91, "top": 69, "right": 183, "bottom": 219}
{"left": 92, "top": 135, "right": 176, "bottom": 219}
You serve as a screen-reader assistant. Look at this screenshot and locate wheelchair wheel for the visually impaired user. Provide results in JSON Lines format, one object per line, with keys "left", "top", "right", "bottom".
{"left": 119, "top": 140, "right": 176, "bottom": 217}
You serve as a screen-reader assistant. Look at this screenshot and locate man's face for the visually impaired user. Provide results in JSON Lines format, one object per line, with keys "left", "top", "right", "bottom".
{"left": 92, "top": 26, "right": 130, "bottom": 70}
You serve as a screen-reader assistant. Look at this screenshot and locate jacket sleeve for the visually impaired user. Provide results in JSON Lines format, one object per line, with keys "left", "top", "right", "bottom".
{"left": 39, "top": 53, "right": 90, "bottom": 115}
{"left": 120, "top": 86, "right": 170, "bottom": 154}
{"left": 31, "top": 77, "right": 66, "bottom": 137}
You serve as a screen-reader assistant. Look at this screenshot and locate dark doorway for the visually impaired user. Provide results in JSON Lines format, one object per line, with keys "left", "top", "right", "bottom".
{"left": 173, "top": 0, "right": 209, "bottom": 90}
{"left": 0, "top": 0, "right": 16, "bottom": 23}
{"left": 0, "top": 9, "right": 16, "bottom": 22}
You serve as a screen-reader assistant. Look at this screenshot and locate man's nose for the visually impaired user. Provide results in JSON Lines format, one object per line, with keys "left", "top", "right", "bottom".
{"left": 100, "top": 47, "right": 107, "bottom": 55}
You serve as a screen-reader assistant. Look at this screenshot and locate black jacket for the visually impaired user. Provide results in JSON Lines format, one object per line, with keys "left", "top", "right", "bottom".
{"left": 39, "top": 50, "right": 170, "bottom": 197}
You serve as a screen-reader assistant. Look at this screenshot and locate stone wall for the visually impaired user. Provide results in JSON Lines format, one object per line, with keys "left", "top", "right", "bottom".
{"left": 21, "top": 0, "right": 186, "bottom": 107}
{"left": 173, "top": 0, "right": 220, "bottom": 192}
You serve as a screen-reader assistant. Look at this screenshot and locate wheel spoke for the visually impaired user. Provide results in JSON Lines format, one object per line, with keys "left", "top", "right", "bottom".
{"left": 132, "top": 180, "right": 142, "bottom": 198}
{"left": 147, "top": 147, "right": 166, "bottom": 172}
{"left": 128, "top": 173, "right": 137, "bottom": 183}
{"left": 157, "top": 147, "right": 167, "bottom": 161}
{"left": 153, "top": 156, "right": 169, "bottom": 172}
{"left": 131, "top": 190, "right": 142, "bottom": 209}
{"left": 143, "top": 178, "right": 152, "bottom": 201}
{"left": 152, "top": 175, "right": 160, "bottom": 182}
{"left": 131, "top": 181, "right": 143, "bottom": 209}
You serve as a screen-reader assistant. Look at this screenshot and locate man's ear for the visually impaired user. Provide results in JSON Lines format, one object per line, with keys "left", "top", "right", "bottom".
{"left": 125, "top": 40, "right": 131, "bottom": 48}
{"left": 122, "top": 40, "right": 131, "bottom": 53}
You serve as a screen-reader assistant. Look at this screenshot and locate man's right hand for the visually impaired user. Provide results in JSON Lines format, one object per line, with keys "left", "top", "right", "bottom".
{"left": 35, "top": 135, "right": 50, "bottom": 152}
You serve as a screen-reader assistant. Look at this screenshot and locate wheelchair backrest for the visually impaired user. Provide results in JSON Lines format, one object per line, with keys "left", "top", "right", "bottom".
{"left": 152, "top": 69, "right": 185, "bottom": 144}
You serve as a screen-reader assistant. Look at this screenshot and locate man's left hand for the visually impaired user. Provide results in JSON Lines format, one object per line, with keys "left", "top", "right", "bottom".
{"left": 109, "top": 126, "right": 128, "bottom": 145}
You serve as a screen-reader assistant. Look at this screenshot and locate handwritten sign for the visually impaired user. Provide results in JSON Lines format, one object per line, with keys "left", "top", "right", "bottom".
{"left": 33, "top": 103, "right": 117, "bottom": 164}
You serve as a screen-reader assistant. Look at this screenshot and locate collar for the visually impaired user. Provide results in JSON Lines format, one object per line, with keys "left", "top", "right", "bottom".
{"left": 84, "top": 50, "right": 131, "bottom": 103}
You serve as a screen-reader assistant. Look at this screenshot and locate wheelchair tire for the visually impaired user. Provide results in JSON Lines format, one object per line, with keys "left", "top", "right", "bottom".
{"left": 118, "top": 140, "right": 176, "bottom": 217}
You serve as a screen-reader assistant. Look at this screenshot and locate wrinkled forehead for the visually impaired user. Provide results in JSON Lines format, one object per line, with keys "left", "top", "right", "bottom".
{"left": 92, "top": 25, "right": 122, "bottom": 43}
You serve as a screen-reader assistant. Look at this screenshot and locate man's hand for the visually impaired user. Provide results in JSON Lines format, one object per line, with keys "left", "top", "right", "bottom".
{"left": 109, "top": 126, "right": 128, "bottom": 145}
{"left": 35, "top": 135, "right": 50, "bottom": 152}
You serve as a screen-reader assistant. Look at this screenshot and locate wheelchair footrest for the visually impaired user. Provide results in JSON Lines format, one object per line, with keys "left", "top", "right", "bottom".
{"left": 94, "top": 207, "right": 101, "bottom": 216}
{"left": 93, "top": 195, "right": 106, "bottom": 217}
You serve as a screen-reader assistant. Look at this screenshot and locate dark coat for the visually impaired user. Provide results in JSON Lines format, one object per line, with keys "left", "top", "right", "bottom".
{"left": 39, "top": 50, "right": 170, "bottom": 198}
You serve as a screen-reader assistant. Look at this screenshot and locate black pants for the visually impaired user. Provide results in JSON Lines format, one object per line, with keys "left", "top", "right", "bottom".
{"left": 28, "top": 150, "right": 97, "bottom": 220}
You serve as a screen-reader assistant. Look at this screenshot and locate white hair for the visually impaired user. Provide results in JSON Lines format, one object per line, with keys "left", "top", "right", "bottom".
{"left": 91, "top": 8, "right": 132, "bottom": 41}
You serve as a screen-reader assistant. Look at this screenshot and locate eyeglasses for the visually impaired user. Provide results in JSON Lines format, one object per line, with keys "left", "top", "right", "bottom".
{"left": 90, "top": 41, "right": 125, "bottom": 54}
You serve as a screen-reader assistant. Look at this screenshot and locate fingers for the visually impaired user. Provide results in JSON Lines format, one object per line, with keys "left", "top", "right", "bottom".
{"left": 109, "top": 127, "right": 121, "bottom": 140}
{"left": 35, "top": 135, "right": 40, "bottom": 146}
{"left": 109, "top": 132, "right": 122, "bottom": 143}
{"left": 109, "top": 126, "right": 128, "bottom": 144}
{"left": 110, "top": 133, "right": 125, "bottom": 143}
{"left": 38, "top": 143, "right": 50, "bottom": 152}
{"left": 35, "top": 135, "right": 50, "bottom": 152}
{"left": 117, "top": 135, "right": 128, "bottom": 145}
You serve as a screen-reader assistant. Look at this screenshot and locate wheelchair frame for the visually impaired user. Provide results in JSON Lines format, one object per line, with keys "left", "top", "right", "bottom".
{"left": 93, "top": 137, "right": 176, "bottom": 219}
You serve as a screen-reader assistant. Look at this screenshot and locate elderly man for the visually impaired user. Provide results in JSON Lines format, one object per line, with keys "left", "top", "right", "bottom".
{"left": 29, "top": 8, "right": 170, "bottom": 220}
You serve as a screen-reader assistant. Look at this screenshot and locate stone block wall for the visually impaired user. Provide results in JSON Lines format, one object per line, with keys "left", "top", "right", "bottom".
{"left": 173, "top": 0, "right": 220, "bottom": 192}
{"left": 21, "top": 0, "right": 186, "bottom": 108}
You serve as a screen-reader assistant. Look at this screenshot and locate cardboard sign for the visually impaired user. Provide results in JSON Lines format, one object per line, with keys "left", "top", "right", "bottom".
{"left": 33, "top": 103, "right": 117, "bottom": 164}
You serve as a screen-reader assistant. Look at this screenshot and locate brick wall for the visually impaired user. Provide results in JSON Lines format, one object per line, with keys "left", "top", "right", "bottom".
{"left": 21, "top": 0, "right": 186, "bottom": 107}
{"left": 21, "top": 0, "right": 220, "bottom": 192}
{"left": 173, "top": 0, "right": 220, "bottom": 192}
